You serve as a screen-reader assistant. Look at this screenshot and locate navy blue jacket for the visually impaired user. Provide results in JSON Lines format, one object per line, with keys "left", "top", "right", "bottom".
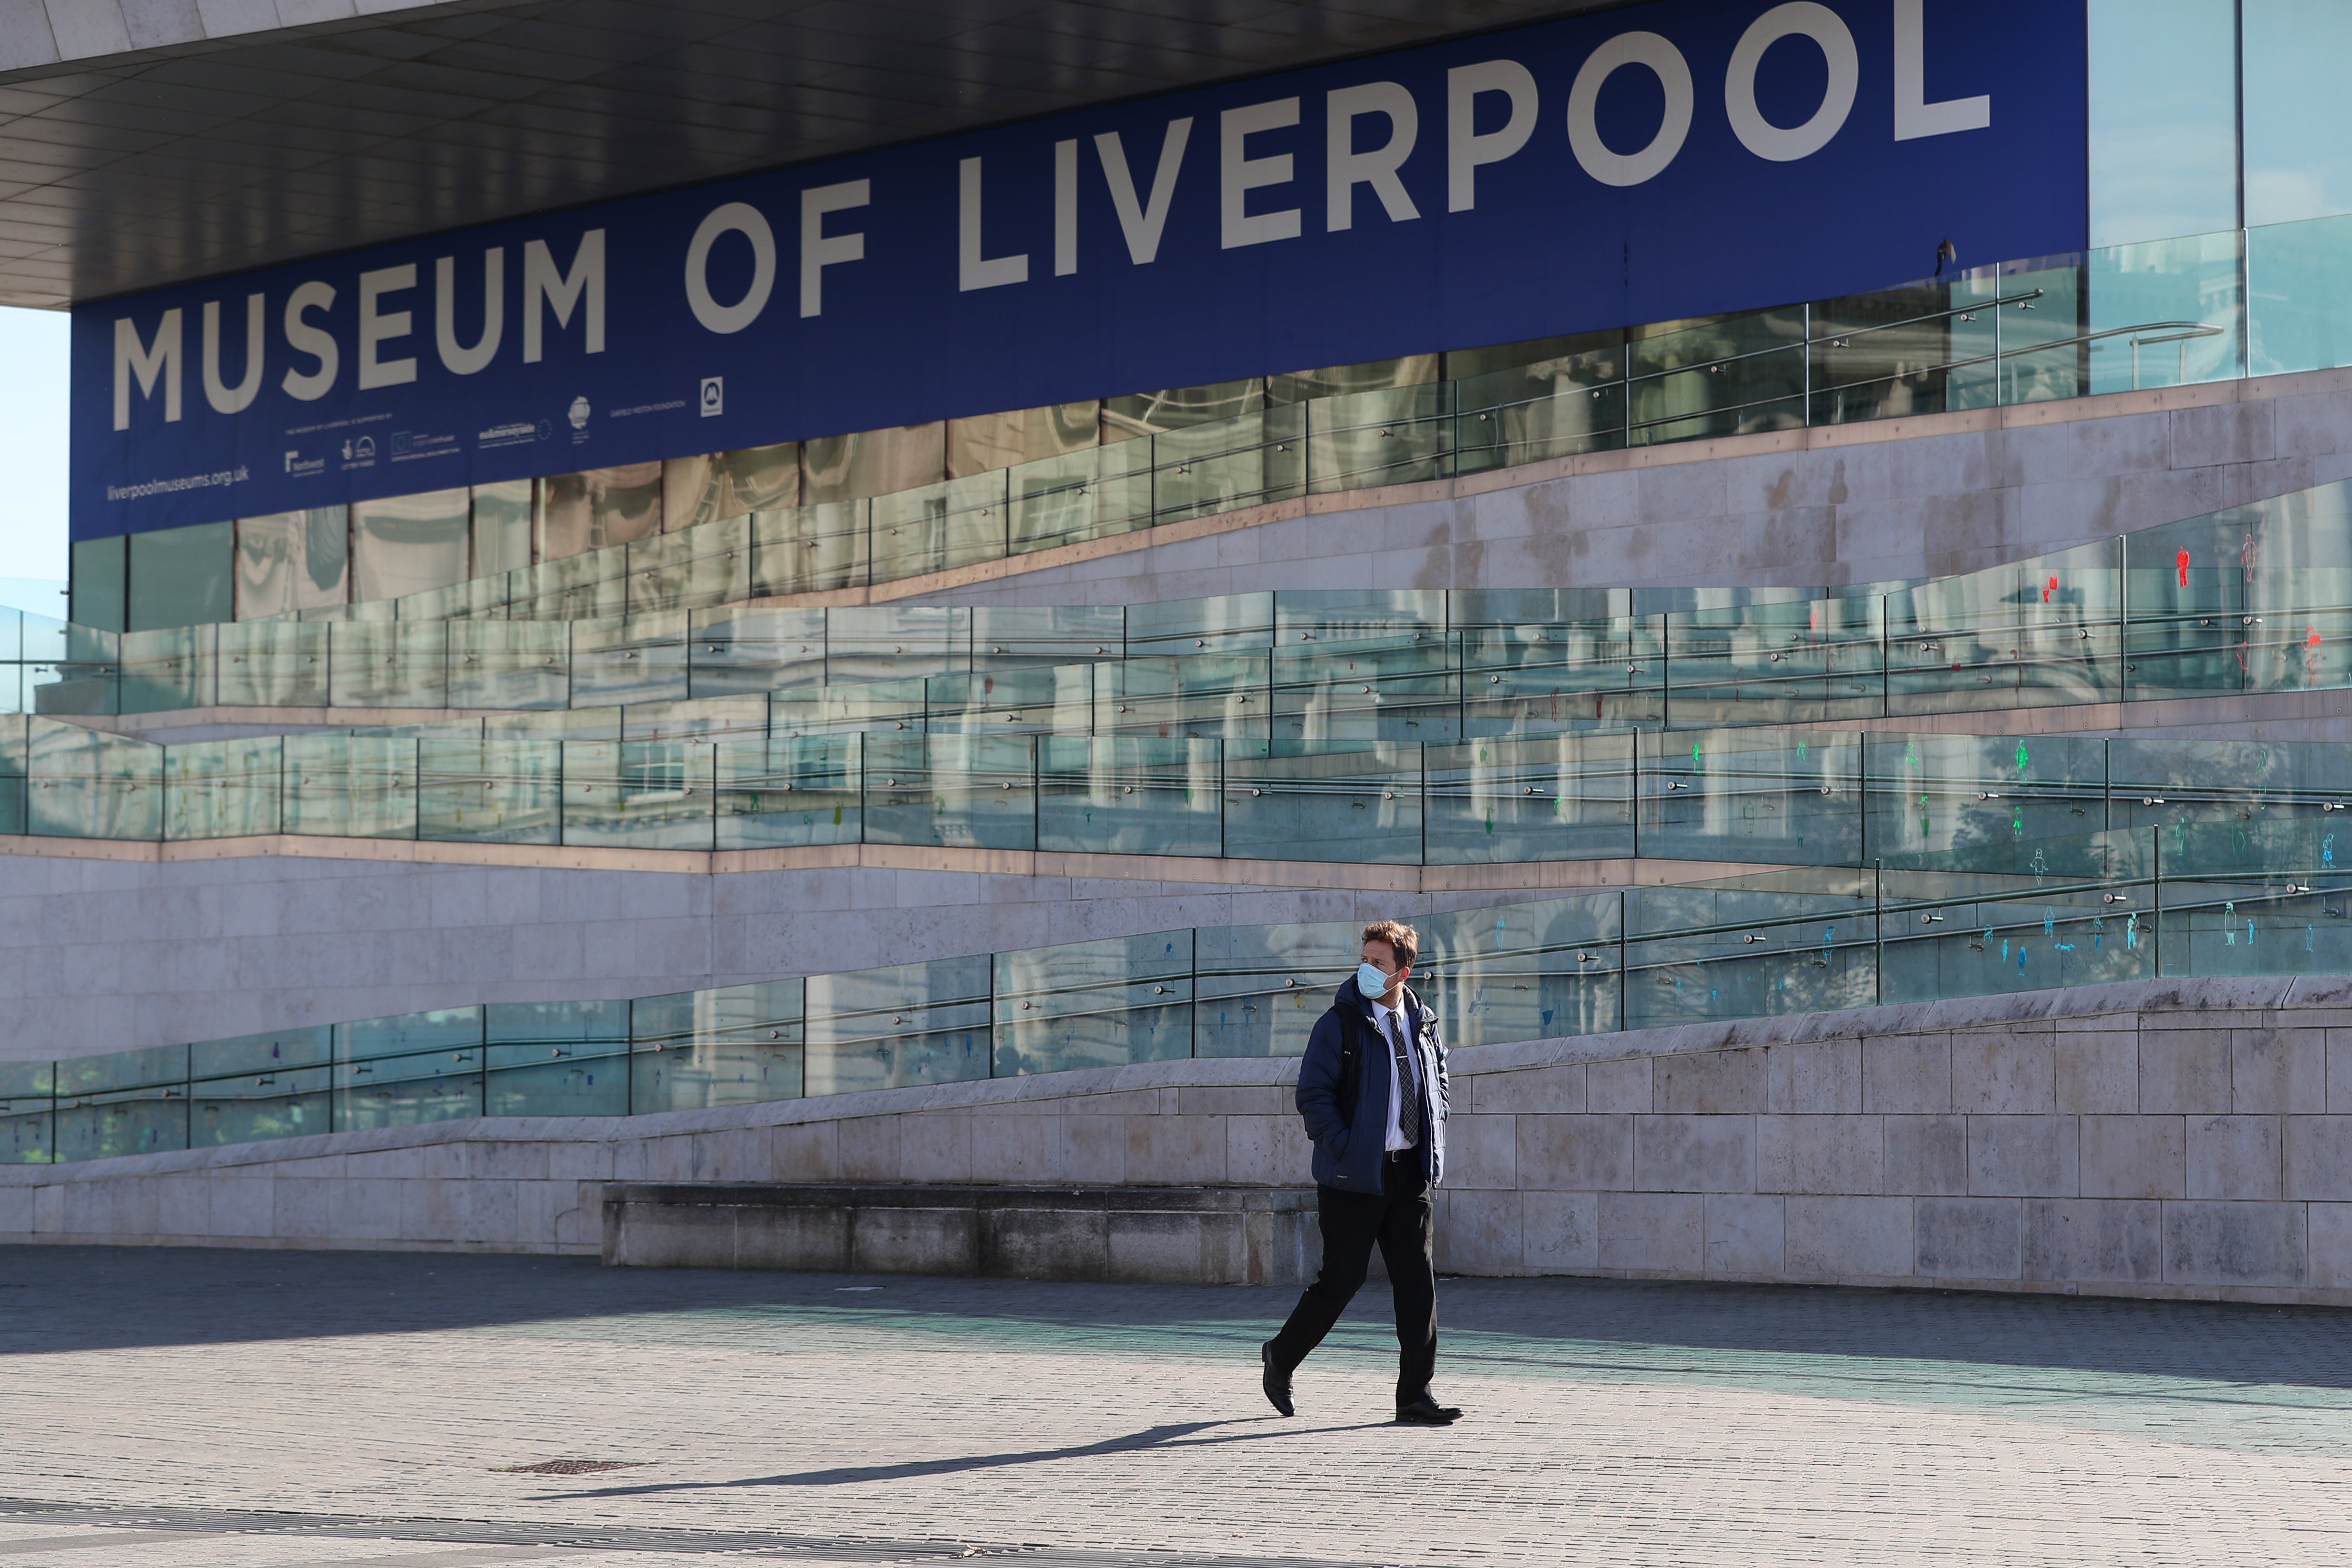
{"left": 1293, "top": 977, "right": 1449, "bottom": 1195}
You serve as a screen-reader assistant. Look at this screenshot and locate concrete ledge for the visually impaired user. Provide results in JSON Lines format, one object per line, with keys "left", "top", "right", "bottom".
{"left": 601, "top": 1181, "right": 1318, "bottom": 1284}
{"left": 0, "top": 830, "right": 1787, "bottom": 892}
{"left": 11, "top": 974, "right": 2352, "bottom": 1305}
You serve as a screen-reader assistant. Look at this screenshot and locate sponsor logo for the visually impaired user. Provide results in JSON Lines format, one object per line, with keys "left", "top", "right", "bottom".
{"left": 340, "top": 435, "right": 376, "bottom": 461}
{"left": 700, "top": 376, "right": 724, "bottom": 417}
{"left": 568, "top": 396, "right": 591, "bottom": 430}
{"left": 477, "top": 420, "right": 542, "bottom": 450}
{"left": 284, "top": 450, "right": 326, "bottom": 477}
{"left": 390, "top": 429, "right": 460, "bottom": 462}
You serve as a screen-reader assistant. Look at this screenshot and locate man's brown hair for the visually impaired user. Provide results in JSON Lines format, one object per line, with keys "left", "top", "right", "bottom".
{"left": 1361, "top": 919, "right": 1419, "bottom": 972}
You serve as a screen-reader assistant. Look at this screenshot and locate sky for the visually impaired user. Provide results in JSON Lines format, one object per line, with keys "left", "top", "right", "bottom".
{"left": 0, "top": 303, "right": 70, "bottom": 612}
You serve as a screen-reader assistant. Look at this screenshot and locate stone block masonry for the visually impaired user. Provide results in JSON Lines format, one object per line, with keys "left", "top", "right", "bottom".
{"left": 9, "top": 975, "right": 2352, "bottom": 1305}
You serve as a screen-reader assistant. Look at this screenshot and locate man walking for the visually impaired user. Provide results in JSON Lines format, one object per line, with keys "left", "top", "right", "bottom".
{"left": 1261, "top": 919, "right": 1460, "bottom": 1426}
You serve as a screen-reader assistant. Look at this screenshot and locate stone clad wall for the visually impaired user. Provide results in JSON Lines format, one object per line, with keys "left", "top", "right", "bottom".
{"left": 5, "top": 977, "right": 2351, "bottom": 1304}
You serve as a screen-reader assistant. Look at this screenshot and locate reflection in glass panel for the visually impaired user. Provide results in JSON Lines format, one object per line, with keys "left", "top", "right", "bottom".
{"left": 56, "top": 1089, "right": 189, "bottom": 1161}
{"left": 1223, "top": 740, "right": 1420, "bottom": 864}
{"left": 1414, "top": 895, "right": 1622, "bottom": 1049}
{"left": 217, "top": 619, "right": 329, "bottom": 707}
{"left": 688, "top": 607, "right": 826, "bottom": 696}
{"left": 235, "top": 509, "right": 349, "bottom": 619}
{"left": 335, "top": 1007, "right": 483, "bottom": 1129}
{"left": 2087, "top": 0, "right": 2239, "bottom": 249}
{"left": 560, "top": 739, "right": 712, "bottom": 849}
{"left": 750, "top": 501, "right": 868, "bottom": 595}
{"left": 1037, "top": 735, "right": 1219, "bottom": 856}
{"left": 715, "top": 733, "right": 861, "bottom": 849}
{"left": 802, "top": 955, "right": 990, "bottom": 1096}
{"left": 571, "top": 611, "right": 689, "bottom": 706}
{"left": 629, "top": 979, "right": 803, "bottom": 1112}
{"left": 128, "top": 520, "right": 233, "bottom": 632}
{"left": 1452, "top": 337, "right": 1625, "bottom": 473}
{"left": 26, "top": 716, "right": 161, "bottom": 840}
{"left": 2088, "top": 230, "right": 2242, "bottom": 392}
{"left": 948, "top": 402, "right": 1100, "bottom": 476}
{"left": 1424, "top": 733, "right": 1634, "bottom": 865}
{"left": 2245, "top": 0, "right": 2352, "bottom": 227}
{"left": 871, "top": 470, "right": 1007, "bottom": 583}
{"left": 801, "top": 424, "right": 945, "bottom": 503}
{"left": 1628, "top": 311, "right": 1805, "bottom": 444}
{"left": 1306, "top": 385, "right": 1448, "bottom": 494}
{"left": 165, "top": 736, "right": 282, "bottom": 839}
{"left": 537, "top": 466, "right": 664, "bottom": 560}
{"left": 464, "top": 479, "right": 532, "bottom": 580}
{"left": 327, "top": 620, "right": 448, "bottom": 708}
{"left": 994, "top": 930, "right": 1193, "bottom": 1076}
{"left": 1638, "top": 729, "right": 1862, "bottom": 867}
{"left": 863, "top": 732, "right": 1036, "bottom": 851}
{"left": 418, "top": 737, "right": 559, "bottom": 844}
{"left": 1624, "top": 871, "right": 1877, "bottom": 1031}
{"left": 70, "top": 535, "right": 125, "bottom": 633}
{"left": 628, "top": 515, "right": 749, "bottom": 614}
{"left": 283, "top": 733, "right": 418, "bottom": 839}
{"left": 448, "top": 620, "right": 569, "bottom": 709}
{"left": 1194, "top": 917, "right": 1355, "bottom": 1058}
{"left": 1103, "top": 378, "right": 1266, "bottom": 439}
{"left": 120, "top": 624, "right": 216, "bottom": 711}
{"left": 1269, "top": 355, "right": 1440, "bottom": 404}
{"left": 352, "top": 488, "right": 469, "bottom": 604}
{"left": 485, "top": 999, "right": 629, "bottom": 1117}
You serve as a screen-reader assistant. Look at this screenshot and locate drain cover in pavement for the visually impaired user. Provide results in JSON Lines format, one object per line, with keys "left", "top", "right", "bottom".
{"left": 489, "top": 1460, "right": 649, "bottom": 1475}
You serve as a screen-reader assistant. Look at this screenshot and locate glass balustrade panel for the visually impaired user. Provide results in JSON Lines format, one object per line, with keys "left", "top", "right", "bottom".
{"left": 335, "top": 1007, "right": 484, "bottom": 1129}
{"left": 1866, "top": 733, "right": 2110, "bottom": 860}
{"left": 871, "top": 469, "right": 1007, "bottom": 583}
{"left": 571, "top": 611, "right": 690, "bottom": 706}
{"left": 418, "top": 737, "right": 560, "bottom": 844}
{"left": 971, "top": 604, "right": 1126, "bottom": 671}
{"left": 328, "top": 621, "right": 449, "bottom": 709}
{"left": 559, "top": 739, "right": 714, "bottom": 849}
{"left": 1623, "top": 871, "right": 1878, "bottom": 1030}
{"left": 216, "top": 619, "right": 329, "bottom": 707}
{"left": 119, "top": 624, "right": 217, "bottom": 712}
{"left": 1036, "top": 735, "right": 1220, "bottom": 856}
{"left": 1223, "top": 739, "right": 1421, "bottom": 864}
{"left": 484, "top": 999, "right": 631, "bottom": 1117}
{"left": 826, "top": 605, "right": 967, "bottom": 685}
{"left": 687, "top": 607, "right": 826, "bottom": 697}
{"left": 448, "top": 620, "right": 569, "bottom": 709}
{"left": 1879, "top": 859, "right": 2155, "bottom": 1005}
{"left": 1306, "top": 384, "right": 1451, "bottom": 494}
{"left": 1424, "top": 732, "right": 1635, "bottom": 865}
{"left": 923, "top": 664, "right": 1090, "bottom": 735}
{"left": 1126, "top": 593, "right": 1274, "bottom": 658}
{"left": 1639, "top": 729, "right": 1862, "bottom": 868}
{"left": 1461, "top": 617, "right": 1665, "bottom": 734}
{"left": 750, "top": 501, "right": 869, "bottom": 597}
{"left": 801, "top": 955, "right": 991, "bottom": 1096}
{"left": 629, "top": 979, "right": 805, "bottom": 1112}
{"left": 715, "top": 733, "right": 861, "bottom": 850}
{"left": 1413, "top": 894, "right": 1623, "bottom": 1049}
{"left": 862, "top": 732, "right": 1036, "bottom": 851}
{"left": 1272, "top": 634, "right": 1459, "bottom": 746}
{"left": 1451, "top": 339, "right": 1627, "bottom": 475}
{"left": 164, "top": 735, "right": 282, "bottom": 839}
{"left": 628, "top": 513, "right": 749, "bottom": 615}
{"left": 1194, "top": 917, "right": 1358, "bottom": 1058}
{"left": 1885, "top": 538, "right": 2122, "bottom": 715}
{"left": 1628, "top": 309, "right": 1806, "bottom": 444}
{"left": 1664, "top": 597, "right": 1884, "bottom": 728}
{"left": 280, "top": 734, "right": 419, "bottom": 838}
{"left": 27, "top": 717, "right": 161, "bottom": 840}
{"left": 994, "top": 930, "right": 1194, "bottom": 1076}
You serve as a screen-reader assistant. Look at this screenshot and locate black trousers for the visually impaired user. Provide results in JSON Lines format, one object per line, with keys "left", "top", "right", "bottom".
{"left": 1267, "top": 1153, "right": 1437, "bottom": 1405}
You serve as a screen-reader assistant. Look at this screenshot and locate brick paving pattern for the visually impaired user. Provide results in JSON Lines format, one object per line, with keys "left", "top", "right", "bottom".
{"left": 3, "top": 1245, "right": 2351, "bottom": 1565}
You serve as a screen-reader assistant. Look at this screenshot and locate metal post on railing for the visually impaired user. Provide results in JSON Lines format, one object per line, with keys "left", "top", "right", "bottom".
{"left": 1802, "top": 301, "right": 1813, "bottom": 425}
{"left": 2151, "top": 824, "right": 2164, "bottom": 978}
{"left": 2115, "top": 531, "right": 2130, "bottom": 705}
{"left": 1616, "top": 888, "right": 1628, "bottom": 1032}
{"left": 1417, "top": 741, "right": 1428, "bottom": 867}
{"left": 1659, "top": 612, "right": 1672, "bottom": 731}
{"left": 1629, "top": 729, "right": 1642, "bottom": 860}
{"left": 1872, "top": 859, "right": 1884, "bottom": 1007}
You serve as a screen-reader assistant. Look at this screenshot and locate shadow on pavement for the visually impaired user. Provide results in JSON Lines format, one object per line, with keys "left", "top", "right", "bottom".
{"left": 4, "top": 1243, "right": 2351, "bottom": 1393}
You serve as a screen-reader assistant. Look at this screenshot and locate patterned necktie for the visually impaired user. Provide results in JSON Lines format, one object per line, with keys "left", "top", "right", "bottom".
{"left": 1385, "top": 1009, "right": 1420, "bottom": 1148}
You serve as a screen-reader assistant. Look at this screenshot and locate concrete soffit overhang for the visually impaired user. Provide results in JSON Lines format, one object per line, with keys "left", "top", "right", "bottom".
{"left": 0, "top": 0, "right": 1616, "bottom": 310}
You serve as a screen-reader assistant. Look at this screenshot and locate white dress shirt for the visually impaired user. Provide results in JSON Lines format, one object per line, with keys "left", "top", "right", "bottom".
{"left": 1370, "top": 994, "right": 1421, "bottom": 1151}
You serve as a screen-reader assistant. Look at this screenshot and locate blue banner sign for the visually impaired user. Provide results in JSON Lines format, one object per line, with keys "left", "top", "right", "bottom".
{"left": 72, "top": 0, "right": 2085, "bottom": 537}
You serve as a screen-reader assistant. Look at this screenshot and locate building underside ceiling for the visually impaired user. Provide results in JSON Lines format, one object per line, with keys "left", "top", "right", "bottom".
{"left": 0, "top": 0, "right": 1608, "bottom": 310}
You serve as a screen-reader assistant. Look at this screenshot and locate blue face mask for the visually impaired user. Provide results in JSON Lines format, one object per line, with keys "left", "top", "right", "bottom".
{"left": 1356, "top": 961, "right": 1394, "bottom": 999}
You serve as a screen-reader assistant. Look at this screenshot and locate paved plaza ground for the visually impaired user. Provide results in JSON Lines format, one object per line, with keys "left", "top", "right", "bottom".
{"left": 2, "top": 1247, "right": 2351, "bottom": 1566}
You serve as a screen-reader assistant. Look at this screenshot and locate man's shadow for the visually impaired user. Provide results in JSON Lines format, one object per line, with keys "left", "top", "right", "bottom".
{"left": 542, "top": 1417, "right": 1390, "bottom": 1499}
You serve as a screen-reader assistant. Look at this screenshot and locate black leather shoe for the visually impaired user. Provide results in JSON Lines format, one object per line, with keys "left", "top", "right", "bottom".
{"left": 1395, "top": 1396, "right": 1462, "bottom": 1425}
{"left": 1261, "top": 1342, "right": 1294, "bottom": 1417}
